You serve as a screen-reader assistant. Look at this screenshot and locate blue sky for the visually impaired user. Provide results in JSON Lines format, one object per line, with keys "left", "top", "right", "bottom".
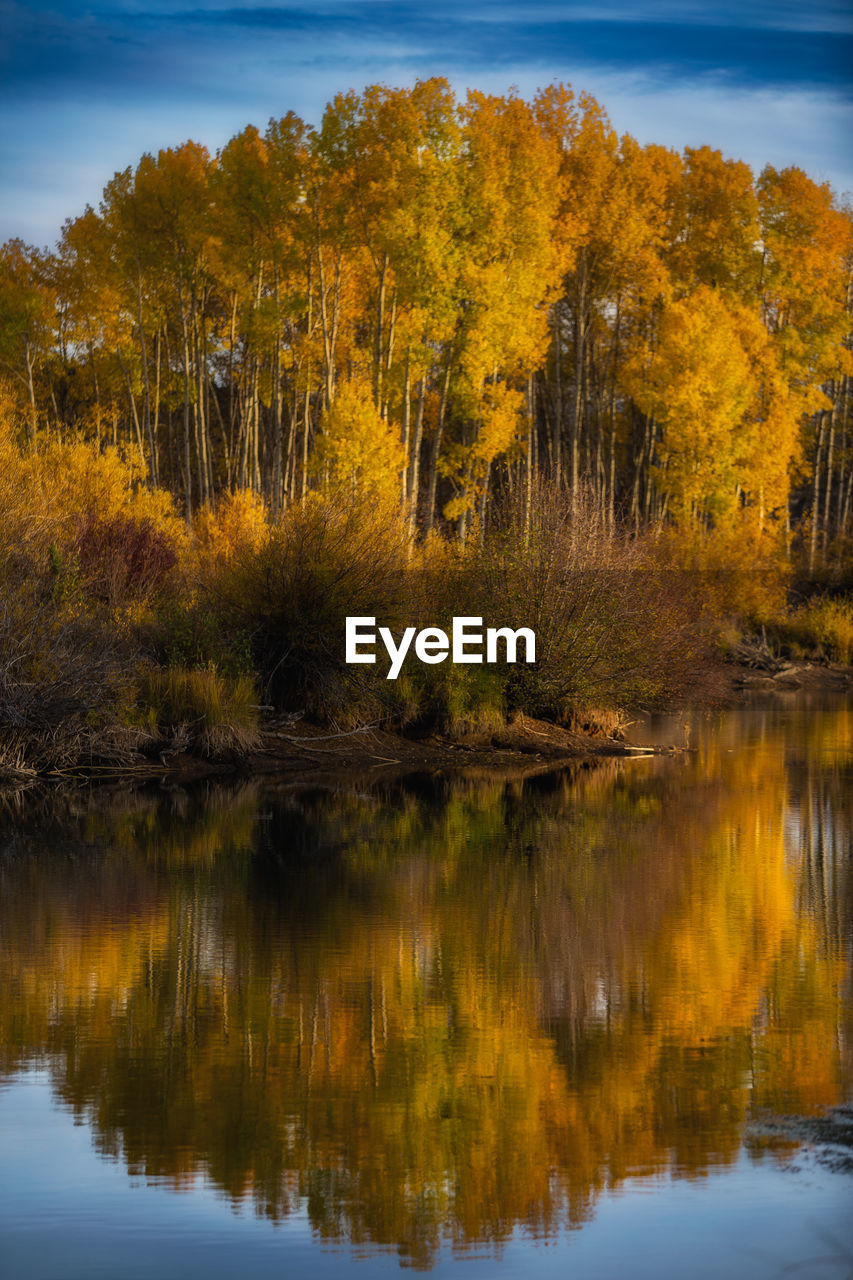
{"left": 1, "top": 0, "right": 851, "bottom": 246}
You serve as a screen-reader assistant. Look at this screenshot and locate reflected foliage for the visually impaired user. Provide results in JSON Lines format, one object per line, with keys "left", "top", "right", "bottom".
{"left": 1, "top": 698, "right": 851, "bottom": 1267}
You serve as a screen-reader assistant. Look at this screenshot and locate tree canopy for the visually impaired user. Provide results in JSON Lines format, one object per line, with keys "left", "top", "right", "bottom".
{"left": 1, "top": 79, "right": 850, "bottom": 564}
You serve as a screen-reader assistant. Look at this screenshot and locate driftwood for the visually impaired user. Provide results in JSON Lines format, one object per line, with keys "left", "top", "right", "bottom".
{"left": 265, "top": 723, "right": 380, "bottom": 748}
{"left": 727, "top": 632, "right": 785, "bottom": 672}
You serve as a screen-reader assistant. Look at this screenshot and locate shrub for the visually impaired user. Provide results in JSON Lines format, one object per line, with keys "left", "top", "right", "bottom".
{"left": 199, "top": 481, "right": 713, "bottom": 730}
{"left": 205, "top": 490, "right": 409, "bottom": 720}
{"left": 453, "top": 482, "right": 711, "bottom": 717}
{"left": 373, "top": 483, "right": 711, "bottom": 729}
{"left": 768, "top": 595, "right": 853, "bottom": 664}
{"left": 654, "top": 521, "right": 789, "bottom": 627}
{"left": 193, "top": 489, "right": 269, "bottom": 571}
{"left": 152, "top": 601, "right": 254, "bottom": 679}
{"left": 72, "top": 512, "right": 179, "bottom": 609}
{"left": 558, "top": 704, "right": 632, "bottom": 739}
{"left": 389, "top": 662, "right": 507, "bottom": 737}
{"left": 0, "top": 434, "right": 185, "bottom": 576}
{"left": 425, "top": 665, "right": 507, "bottom": 737}
{"left": 0, "top": 583, "right": 138, "bottom": 769}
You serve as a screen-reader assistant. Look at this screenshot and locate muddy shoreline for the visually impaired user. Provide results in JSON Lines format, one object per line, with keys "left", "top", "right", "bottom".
{"left": 0, "top": 714, "right": 668, "bottom": 791}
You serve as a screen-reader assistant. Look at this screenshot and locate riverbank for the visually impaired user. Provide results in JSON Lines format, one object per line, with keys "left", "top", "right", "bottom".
{"left": 241, "top": 713, "right": 671, "bottom": 784}
{"left": 0, "top": 711, "right": 671, "bottom": 790}
{"left": 730, "top": 647, "right": 853, "bottom": 693}
{"left": 4, "top": 656, "right": 850, "bottom": 792}
{"left": 246, "top": 657, "right": 853, "bottom": 785}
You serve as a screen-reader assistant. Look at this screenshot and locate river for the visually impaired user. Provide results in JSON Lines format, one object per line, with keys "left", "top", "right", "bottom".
{"left": 1, "top": 692, "right": 851, "bottom": 1278}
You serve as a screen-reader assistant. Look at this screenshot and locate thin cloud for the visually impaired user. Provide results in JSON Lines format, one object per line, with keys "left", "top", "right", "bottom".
{"left": 1, "top": 0, "right": 849, "bottom": 244}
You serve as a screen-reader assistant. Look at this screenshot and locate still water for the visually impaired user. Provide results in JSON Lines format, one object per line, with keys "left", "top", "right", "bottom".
{"left": 1, "top": 693, "right": 851, "bottom": 1278}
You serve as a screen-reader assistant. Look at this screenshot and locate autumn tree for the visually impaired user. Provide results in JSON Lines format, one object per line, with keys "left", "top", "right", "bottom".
{"left": 2, "top": 81, "right": 850, "bottom": 570}
{"left": 0, "top": 240, "right": 56, "bottom": 446}
{"left": 758, "top": 166, "right": 853, "bottom": 567}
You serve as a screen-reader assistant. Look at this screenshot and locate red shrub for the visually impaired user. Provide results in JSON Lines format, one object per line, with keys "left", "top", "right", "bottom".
{"left": 73, "top": 513, "right": 178, "bottom": 607}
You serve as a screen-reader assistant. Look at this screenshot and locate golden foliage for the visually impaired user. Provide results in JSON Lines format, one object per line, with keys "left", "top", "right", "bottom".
{"left": 0, "top": 425, "right": 185, "bottom": 581}
{"left": 315, "top": 377, "right": 405, "bottom": 504}
{"left": 193, "top": 488, "right": 269, "bottom": 565}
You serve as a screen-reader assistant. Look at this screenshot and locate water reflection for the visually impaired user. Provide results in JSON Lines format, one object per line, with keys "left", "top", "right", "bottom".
{"left": 1, "top": 694, "right": 851, "bottom": 1267}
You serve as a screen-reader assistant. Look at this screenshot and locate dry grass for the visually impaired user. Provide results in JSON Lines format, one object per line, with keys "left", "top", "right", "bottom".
{"left": 558, "top": 704, "right": 633, "bottom": 739}
{"left": 135, "top": 666, "right": 261, "bottom": 758}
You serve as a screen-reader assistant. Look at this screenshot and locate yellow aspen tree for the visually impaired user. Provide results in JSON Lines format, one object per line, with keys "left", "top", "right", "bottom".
{"left": 60, "top": 206, "right": 146, "bottom": 462}
{"left": 442, "top": 90, "right": 560, "bottom": 533}
{"left": 625, "top": 286, "right": 754, "bottom": 529}
{"left": 0, "top": 240, "right": 56, "bottom": 448}
{"left": 215, "top": 118, "right": 309, "bottom": 506}
{"left": 758, "top": 166, "right": 853, "bottom": 567}
{"left": 669, "top": 146, "right": 762, "bottom": 298}
{"left": 314, "top": 376, "right": 405, "bottom": 505}
{"left": 126, "top": 142, "right": 217, "bottom": 514}
{"left": 731, "top": 302, "right": 801, "bottom": 536}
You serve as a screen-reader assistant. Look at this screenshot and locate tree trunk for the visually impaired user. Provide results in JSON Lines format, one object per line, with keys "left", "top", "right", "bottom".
{"left": 570, "top": 255, "right": 587, "bottom": 505}
{"left": 135, "top": 255, "right": 157, "bottom": 485}
{"left": 552, "top": 303, "right": 562, "bottom": 487}
{"left": 525, "top": 375, "right": 534, "bottom": 538}
{"left": 374, "top": 253, "right": 388, "bottom": 409}
{"left": 25, "top": 340, "right": 37, "bottom": 448}
{"left": 177, "top": 266, "right": 193, "bottom": 519}
{"left": 425, "top": 357, "right": 452, "bottom": 535}
{"left": 272, "top": 277, "right": 284, "bottom": 514}
{"left": 809, "top": 411, "right": 827, "bottom": 574}
{"left": 408, "top": 376, "right": 426, "bottom": 536}
{"left": 822, "top": 386, "right": 837, "bottom": 559}
{"left": 400, "top": 353, "right": 411, "bottom": 504}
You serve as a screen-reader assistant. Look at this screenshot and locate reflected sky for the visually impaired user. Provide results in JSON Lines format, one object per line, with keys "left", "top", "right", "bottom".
{"left": 2, "top": 1075, "right": 850, "bottom": 1280}
{"left": 1, "top": 0, "right": 850, "bottom": 246}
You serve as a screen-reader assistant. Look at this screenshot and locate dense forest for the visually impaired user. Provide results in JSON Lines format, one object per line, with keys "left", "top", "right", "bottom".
{"left": 2, "top": 79, "right": 853, "bottom": 770}
{"left": 1, "top": 78, "right": 851, "bottom": 562}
